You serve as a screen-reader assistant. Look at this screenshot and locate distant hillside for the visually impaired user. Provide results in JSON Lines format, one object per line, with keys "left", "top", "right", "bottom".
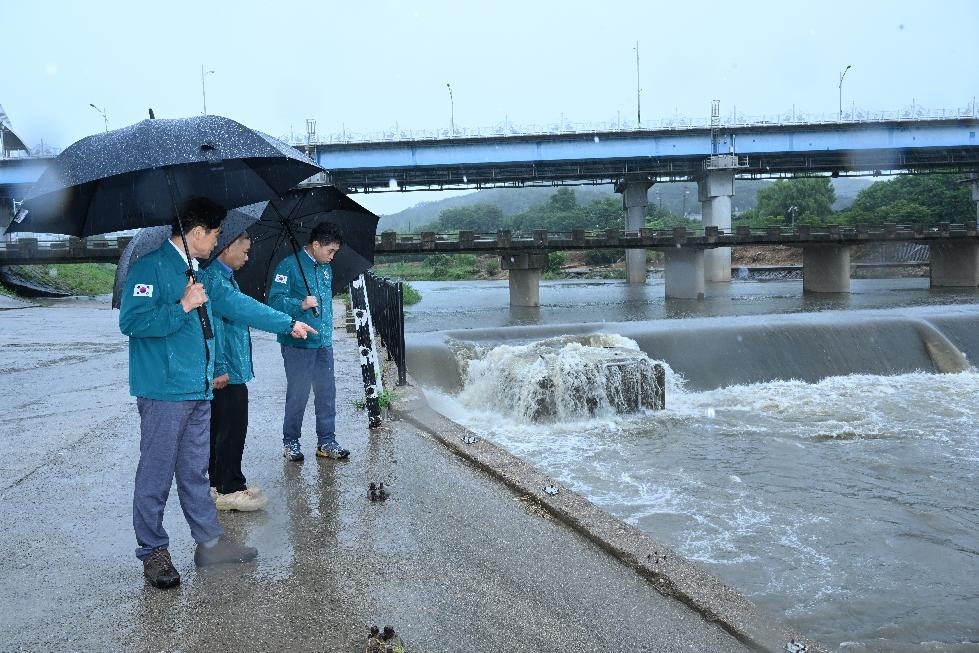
{"left": 376, "top": 178, "right": 874, "bottom": 232}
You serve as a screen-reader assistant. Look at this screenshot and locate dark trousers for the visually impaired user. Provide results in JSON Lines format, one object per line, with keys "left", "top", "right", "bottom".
{"left": 209, "top": 383, "right": 249, "bottom": 495}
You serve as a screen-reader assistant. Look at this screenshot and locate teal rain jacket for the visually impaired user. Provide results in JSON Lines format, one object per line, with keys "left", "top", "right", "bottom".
{"left": 268, "top": 248, "right": 333, "bottom": 349}
{"left": 199, "top": 261, "right": 293, "bottom": 385}
{"left": 119, "top": 242, "right": 216, "bottom": 401}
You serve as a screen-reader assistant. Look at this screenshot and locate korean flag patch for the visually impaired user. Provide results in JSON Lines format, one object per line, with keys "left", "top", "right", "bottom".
{"left": 133, "top": 283, "right": 154, "bottom": 297}
{"left": 274, "top": 274, "right": 288, "bottom": 284}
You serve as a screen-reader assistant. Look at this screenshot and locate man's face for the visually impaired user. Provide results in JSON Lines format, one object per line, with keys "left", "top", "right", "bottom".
{"left": 188, "top": 225, "right": 221, "bottom": 260}
{"left": 310, "top": 240, "right": 340, "bottom": 264}
{"left": 219, "top": 234, "right": 251, "bottom": 271}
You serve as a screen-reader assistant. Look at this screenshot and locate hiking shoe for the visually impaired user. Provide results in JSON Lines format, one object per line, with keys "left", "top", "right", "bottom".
{"left": 283, "top": 442, "right": 304, "bottom": 462}
{"left": 194, "top": 536, "right": 258, "bottom": 566}
{"left": 316, "top": 444, "right": 350, "bottom": 459}
{"left": 214, "top": 489, "right": 269, "bottom": 512}
{"left": 143, "top": 547, "right": 180, "bottom": 589}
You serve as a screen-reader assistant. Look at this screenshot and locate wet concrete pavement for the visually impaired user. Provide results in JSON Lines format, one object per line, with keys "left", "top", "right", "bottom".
{"left": 0, "top": 296, "right": 826, "bottom": 653}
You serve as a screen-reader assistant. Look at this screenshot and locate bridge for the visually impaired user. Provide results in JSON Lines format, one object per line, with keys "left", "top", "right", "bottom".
{"left": 3, "top": 114, "right": 979, "bottom": 302}
{"left": 3, "top": 222, "right": 977, "bottom": 304}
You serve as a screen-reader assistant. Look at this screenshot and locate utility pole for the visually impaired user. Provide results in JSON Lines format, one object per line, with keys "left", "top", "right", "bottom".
{"left": 635, "top": 41, "right": 641, "bottom": 127}
{"left": 446, "top": 83, "right": 455, "bottom": 135}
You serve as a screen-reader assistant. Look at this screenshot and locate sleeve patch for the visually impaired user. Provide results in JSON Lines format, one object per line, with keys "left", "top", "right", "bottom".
{"left": 274, "top": 274, "right": 288, "bottom": 284}
{"left": 133, "top": 284, "right": 154, "bottom": 297}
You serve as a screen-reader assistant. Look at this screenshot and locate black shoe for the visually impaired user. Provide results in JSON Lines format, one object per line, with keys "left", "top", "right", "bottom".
{"left": 194, "top": 536, "right": 258, "bottom": 566}
{"left": 143, "top": 548, "right": 180, "bottom": 589}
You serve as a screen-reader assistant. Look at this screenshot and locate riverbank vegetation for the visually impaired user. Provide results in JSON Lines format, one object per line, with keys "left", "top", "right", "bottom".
{"left": 1, "top": 263, "right": 116, "bottom": 297}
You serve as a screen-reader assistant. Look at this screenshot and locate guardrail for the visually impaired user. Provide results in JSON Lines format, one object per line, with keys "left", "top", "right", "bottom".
{"left": 363, "top": 271, "right": 406, "bottom": 386}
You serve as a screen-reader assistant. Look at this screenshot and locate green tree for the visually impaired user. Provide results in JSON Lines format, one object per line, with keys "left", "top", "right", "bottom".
{"left": 433, "top": 203, "right": 505, "bottom": 232}
{"left": 844, "top": 174, "right": 973, "bottom": 225}
{"left": 548, "top": 187, "right": 579, "bottom": 211}
{"left": 754, "top": 178, "right": 836, "bottom": 224}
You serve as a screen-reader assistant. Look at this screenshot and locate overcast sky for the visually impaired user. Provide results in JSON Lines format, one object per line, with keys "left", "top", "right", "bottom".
{"left": 4, "top": 0, "right": 977, "bottom": 214}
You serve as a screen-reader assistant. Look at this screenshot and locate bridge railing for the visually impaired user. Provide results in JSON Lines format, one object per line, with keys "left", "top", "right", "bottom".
{"left": 287, "top": 103, "right": 979, "bottom": 146}
{"left": 374, "top": 222, "right": 979, "bottom": 253}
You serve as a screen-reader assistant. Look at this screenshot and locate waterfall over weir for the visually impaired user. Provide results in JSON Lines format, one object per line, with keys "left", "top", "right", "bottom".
{"left": 450, "top": 335, "right": 665, "bottom": 421}
{"left": 407, "top": 304, "right": 979, "bottom": 395}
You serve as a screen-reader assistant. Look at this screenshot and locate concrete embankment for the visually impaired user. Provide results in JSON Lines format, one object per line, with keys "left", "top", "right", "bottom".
{"left": 0, "top": 298, "right": 826, "bottom": 652}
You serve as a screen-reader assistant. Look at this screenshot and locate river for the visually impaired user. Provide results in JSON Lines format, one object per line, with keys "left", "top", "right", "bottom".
{"left": 401, "top": 276, "right": 979, "bottom": 653}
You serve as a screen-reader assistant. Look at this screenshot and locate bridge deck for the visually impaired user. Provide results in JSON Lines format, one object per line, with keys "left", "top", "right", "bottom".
{"left": 0, "top": 223, "right": 974, "bottom": 265}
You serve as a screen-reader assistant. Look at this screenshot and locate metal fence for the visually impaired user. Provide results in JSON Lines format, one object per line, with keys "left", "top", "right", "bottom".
{"left": 363, "top": 271, "right": 407, "bottom": 386}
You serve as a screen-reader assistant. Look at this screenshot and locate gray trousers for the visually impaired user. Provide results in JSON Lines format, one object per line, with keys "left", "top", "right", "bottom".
{"left": 133, "top": 398, "right": 223, "bottom": 560}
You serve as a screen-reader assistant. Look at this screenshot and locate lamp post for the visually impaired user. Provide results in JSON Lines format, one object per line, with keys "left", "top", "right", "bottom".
{"left": 838, "top": 64, "right": 852, "bottom": 121}
{"left": 682, "top": 189, "right": 690, "bottom": 217}
{"left": 446, "top": 83, "right": 455, "bottom": 136}
{"left": 201, "top": 65, "right": 215, "bottom": 115}
{"left": 89, "top": 103, "right": 108, "bottom": 132}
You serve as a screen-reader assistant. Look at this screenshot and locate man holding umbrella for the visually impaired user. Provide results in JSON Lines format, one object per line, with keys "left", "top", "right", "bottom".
{"left": 119, "top": 197, "right": 315, "bottom": 589}
{"left": 269, "top": 221, "right": 349, "bottom": 462}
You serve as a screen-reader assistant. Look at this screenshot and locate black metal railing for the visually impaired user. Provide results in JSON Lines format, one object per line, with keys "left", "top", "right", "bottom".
{"left": 363, "top": 271, "right": 407, "bottom": 386}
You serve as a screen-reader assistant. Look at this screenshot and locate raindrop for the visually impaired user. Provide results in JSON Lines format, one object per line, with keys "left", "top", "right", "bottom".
{"left": 463, "top": 175, "right": 468, "bottom": 183}
{"left": 388, "top": 178, "right": 399, "bottom": 190}
{"left": 593, "top": 135, "right": 600, "bottom": 143}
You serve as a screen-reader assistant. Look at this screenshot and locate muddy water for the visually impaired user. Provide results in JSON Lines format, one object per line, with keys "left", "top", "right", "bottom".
{"left": 405, "top": 278, "right": 979, "bottom": 652}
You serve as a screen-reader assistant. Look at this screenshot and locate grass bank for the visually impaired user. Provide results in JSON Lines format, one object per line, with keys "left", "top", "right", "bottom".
{"left": 0, "top": 263, "right": 116, "bottom": 297}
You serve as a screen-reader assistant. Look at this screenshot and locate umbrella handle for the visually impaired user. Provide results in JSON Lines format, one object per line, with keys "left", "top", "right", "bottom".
{"left": 196, "top": 305, "right": 214, "bottom": 339}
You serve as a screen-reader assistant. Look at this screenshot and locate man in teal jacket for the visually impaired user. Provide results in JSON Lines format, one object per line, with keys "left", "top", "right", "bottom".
{"left": 119, "top": 197, "right": 314, "bottom": 589}
{"left": 268, "top": 221, "right": 347, "bottom": 462}
{"left": 201, "top": 230, "right": 316, "bottom": 511}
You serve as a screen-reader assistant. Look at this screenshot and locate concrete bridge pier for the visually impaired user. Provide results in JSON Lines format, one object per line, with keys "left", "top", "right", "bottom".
{"left": 697, "top": 171, "right": 735, "bottom": 282}
{"left": 930, "top": 241, "right": 979, "bottom": 287}
{"left": 615, "top": 175, "right": 653, "bottom": 285}
{"left": 664, "top": 248, "right": 705, "bottom": 299}
{"left": 802, "top": 245, "right": 851, "bottom": 292}
{"left": 970, "top": 176, "right": 979, "bottom": 221}
{"left": 501, "top": 252, "right": 550, "bottom": 306}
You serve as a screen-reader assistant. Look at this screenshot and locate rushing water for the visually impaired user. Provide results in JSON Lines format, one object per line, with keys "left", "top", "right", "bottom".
{"left": 403, "top": 277, "right": 979, "bottom": 653}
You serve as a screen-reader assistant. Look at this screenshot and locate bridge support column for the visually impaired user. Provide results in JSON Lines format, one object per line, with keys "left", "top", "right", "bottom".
{"left": 501, "top": 252, "right": 550, "bottom": 307}
{"left": 802, "top": 245, "right": 850, "bottom": 293}
{"left": 698, "top": 171, "right": 735, "bottom": 282}
{"left": 664, "top": 248, "right": 705, "bottom": 299}
{"left": 970, "top": 176, "right": 979, "bottom": 221}
{"left": 615, "top": 175, "right": 653, "bottom": 285}
{"left": 930, "top": 242, "right": 979, "bottom": 287}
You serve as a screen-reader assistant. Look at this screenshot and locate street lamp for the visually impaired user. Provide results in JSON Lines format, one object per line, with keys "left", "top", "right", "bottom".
{"left": 682, "top": 189, "right": 690, "bottom": 216}
{"left": 446, "top": 83, "right": 455, "bottom": 136}
{"left": 838, "top": 64, "right": 852, "bottom": 121}
{"left": 89, "top": 103, "right": 108, "bottom": 132}
{"left": 201, "top": 65, "right": 215, "bottom": 115}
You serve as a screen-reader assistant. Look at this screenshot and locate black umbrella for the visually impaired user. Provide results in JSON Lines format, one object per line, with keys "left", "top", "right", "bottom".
{"left": 232, "top": 186, "right": 379, "bottom": 307}
{"left": 110, "top": 205, "right": 263, "bottom": 308}
{"left": 10, "top": 114, "right": 322, "bottom": 238}
{"left": 11, "top": 113, "right": 322, "bottom": 336}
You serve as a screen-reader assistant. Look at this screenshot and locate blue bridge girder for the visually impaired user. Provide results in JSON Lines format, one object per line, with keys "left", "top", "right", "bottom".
{"left": 2, "top": 118, "right": 978, "bottom": 202}
{"left": 307, "top": 117, "right": 979, "bottom": 193}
